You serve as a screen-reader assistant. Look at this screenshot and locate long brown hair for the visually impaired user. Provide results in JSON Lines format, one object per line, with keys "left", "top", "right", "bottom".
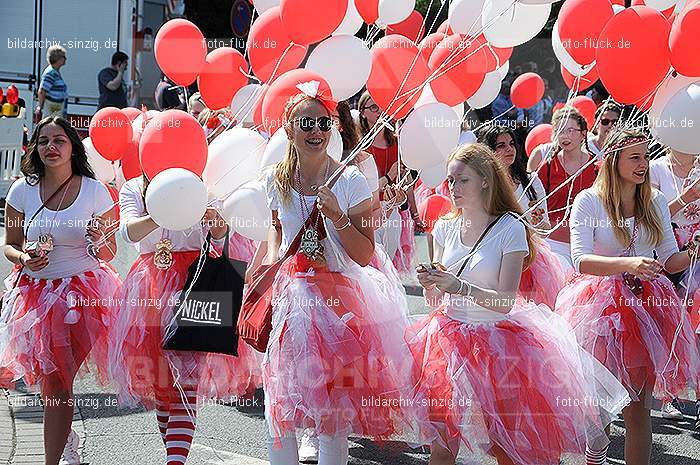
{"left": 595, "top": 127, "right": 663, "bottom": 247}
{"left": 445, "top": 143, "right": 536, "bottom": 269}
{"left": 357, "top": 91, "right": 396, "bottom": 146}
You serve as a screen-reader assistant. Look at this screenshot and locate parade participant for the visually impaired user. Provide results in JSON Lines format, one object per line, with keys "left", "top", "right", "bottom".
{"left": 109, "top": 172, "right": 242, "bottom": 465}
{"left": 588, "top": 102, "right": 622, "bottom": 160}
{"left": 358, "top": 91, "right": 423, "bottom": 274}
{"left": 0, "top": 116, "right": 121, "bottom": 465}
{"left": 556, "top": 127, "right": 700, "bottom": 465}
{"left": 408, "top": 143, "right": 628, "bottom": 465}
{"left": 260, "top": 92, "right": 412, "bottom": 465}
{"left": 478, "top": 124, "right": 564, "bottom": 307}
{"left": 527, "top": 106, "right": 597, "bottom": 272}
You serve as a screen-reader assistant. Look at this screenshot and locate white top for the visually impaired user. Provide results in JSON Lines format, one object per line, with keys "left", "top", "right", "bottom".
{"left": 514, "top": 173, "right": 549, "bottom": 226}
{"left": 119, "top": 178, "right": 222, "bottom": 254}
{"left": 356, "top": 156, "right": 379, "bottom": 193}
{"left": 433, "top": 213, "right": 529, "bottom": 323}
{"left": 264, "top": 165, "right": 372, "bottom": 272}
{"left": 5, "top": 176, "right": 114, "bottom": 280}
{"left": 649, "top": 156, "right": 700, "bottom": 227}
{"left": 587, "top": 133, "right": 604, "bottom": 161}
{"left": 570, "top": 188, "right": 679, "bottom": 273}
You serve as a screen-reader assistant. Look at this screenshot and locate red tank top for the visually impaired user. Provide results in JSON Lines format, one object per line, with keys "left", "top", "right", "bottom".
{"left": 368, "top": 144, "right": 399, "bottom": 179}
{"left": 538, "top": 152, "right": 597, "bottom": 226}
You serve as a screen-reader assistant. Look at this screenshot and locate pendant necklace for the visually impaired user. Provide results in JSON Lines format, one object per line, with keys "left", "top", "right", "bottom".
{"left": 37, "top": 176, "right": 73, "bottom": 255}
{"left": 296, "top": 160, "right": 330, "bottom": 261}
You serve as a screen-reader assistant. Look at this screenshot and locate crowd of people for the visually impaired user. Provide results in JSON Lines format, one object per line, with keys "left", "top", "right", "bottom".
{"left": 1, "top": 69, "right": 700, "bottom": 465}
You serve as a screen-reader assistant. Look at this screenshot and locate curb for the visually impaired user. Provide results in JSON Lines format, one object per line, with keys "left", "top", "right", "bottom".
{"left": 1, "top": 389, "right": 15, "bottom": 464}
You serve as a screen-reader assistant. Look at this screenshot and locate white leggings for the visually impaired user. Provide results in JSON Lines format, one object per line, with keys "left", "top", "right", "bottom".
{"left": 266, "top": 431, "right": 349, "bottom": 465}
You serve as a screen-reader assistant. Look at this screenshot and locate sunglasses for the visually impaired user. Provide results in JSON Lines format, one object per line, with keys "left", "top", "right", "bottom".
{"left": 362, "top": 104, "right": 380, "bottom": 113}
{"left": 600, "top": 118, "right": 618, "bottom": 126}
{"left": 292, "top": 116, "right": 334, "bottom": 132}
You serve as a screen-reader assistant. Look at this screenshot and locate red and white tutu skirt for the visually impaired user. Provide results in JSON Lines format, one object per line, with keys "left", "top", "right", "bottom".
{"left": 263, "top": 253, "right": 413, "bottom": 441}
{"left": 406, "top": 303, "right": 629, "bottom": 464}
{"left": 108, "top": 251, "right": 261, "bottom": 409}
{"left": 413, "top": 181, "right": 435, "bottom": 207}
{"left": 671, "top": 222, "right": 700, "bottom": 331}
{"left": 0, "top": 263, "right": 121, "bottom": 397}
{"left": 556, "top": 273, "right": 700, "bottom": 402}
{"left": 392, "top": 209, "right": 415, "bottom": 275}
{"left": 228, "top": 231, "right": 257, "bottom": 263}
{"left": 518, "top": 242, "right": 566, "bottom": 308}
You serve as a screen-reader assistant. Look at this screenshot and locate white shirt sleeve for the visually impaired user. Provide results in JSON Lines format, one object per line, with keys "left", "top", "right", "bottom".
{"left": 569, "top": 189, "right": 597, "bottom": 273}
{"left": 357, "top": 156, "right": 379, "bottom": 193}
{"left": 119, "top": 179, "right": 146, "bottom": 244}
{"left": 263, "top": 168, "right": 280, "bottom": 211}
{"left": 5, "top": 178, "right": 27, "bottom": 213}
{"left": 501, "top": 215, "right": 529, "bottom": 255}
{"left": 344, "top": 166, "right": 372, "bottom": 210}
{"left": 432, "top": 219, "right": 447, "bottom": 248}
{"left": 653, "top": 190, "right": 680, "bottom": 265}
{"left": 92, "top": 179, "right": 116, "bottom": 216}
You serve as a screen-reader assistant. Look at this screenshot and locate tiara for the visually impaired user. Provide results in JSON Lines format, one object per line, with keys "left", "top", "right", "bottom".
{"left": 603, "top": 136, "right": 648, "bottom": 156}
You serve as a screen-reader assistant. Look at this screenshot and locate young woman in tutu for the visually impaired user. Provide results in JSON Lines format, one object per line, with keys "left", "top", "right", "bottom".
{"left": 109, "top": 169, "right": 247, "bottom": 464}
{"left": 478, "top": 124, "right": 564, "bottom": 307}
{"left": 555, "top": 127, "right": 700, "bottom": 465}
{"left": 408, "top": 143, "right": 629, "bottom": 465}
{"left": 259, "top": 92, "right": 412, "bottom": 464}
{"left": 0, "top": 116, "right": 121, "bottom": 465}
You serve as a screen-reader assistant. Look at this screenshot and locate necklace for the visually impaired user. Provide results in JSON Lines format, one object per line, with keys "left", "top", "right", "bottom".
{"left": 295, "top": 160, "right": 330, "bottom": 261}
{"left": 37, "top": 175, "right": 73, "bottom": 254}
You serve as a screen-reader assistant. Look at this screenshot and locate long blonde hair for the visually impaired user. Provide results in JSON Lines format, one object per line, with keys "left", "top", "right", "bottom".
{"left": 445, "top": 143, "right": 536, "bottom": 269}
{"left": 273, "top": 94, "right": 329, "bottom": 205}
{"left": 595, "top": 127, "right": 663, "bottom": 247}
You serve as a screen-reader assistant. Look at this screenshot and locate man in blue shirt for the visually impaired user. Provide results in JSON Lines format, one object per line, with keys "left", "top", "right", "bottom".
{"left": 97, "top": 51, "right": 129, "bottom": 110}
{"left": 35, "top": 45, "right": 68, "bottom": 122}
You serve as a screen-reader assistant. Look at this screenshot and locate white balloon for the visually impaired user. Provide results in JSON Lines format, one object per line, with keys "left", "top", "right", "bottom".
{"left": 496, "top": 61, "right": 510, "bottom": 79}
{"left": 306, "top": 35, "right": 371, "bottom": 101}
{"left": 483, "top": 0, "right": 551, "bottom": 47}
{"left": 260, "top": 126, "right": 343, "bottom": 172}
{"left": 400, "top": 103, "right": 461, "bottom": 170}
{"left": 653, "top": 81, "right": 700, "bottom": 153}
{"left": 377, "top": 0, "right": 415, "bottom": 27}
{"left": 253, "top": 0, "right": 279, "bottom": 15}
{"left": 222, "top": 181, "right": 271, "bottom": 242}
{"left": 645, "top": 0, "right": 678, "bottom": 10}
{"left": 675, "top": 0, "right": 687, "bottom": 14}
{"left": 230, "top": 84, "right": 262, "bottom": 126}
{"left": 203, "top": 128, "right": 266, "bottom": 199}
{"left": 416, "top": 85, "right": 465, "bottom": 121}
{"left": 459, "top": 130, "right": 477, "bottom": 146}
{"left": 649, "top": 73, "right": 698, "bottom": 139}
{"left": 333, "top": 0, "right": 363, "bottom": 36}
{"left": 612, "top": 4, "right": 625, "bottom": 13}
{"left": 449, "top": 0, "right": 485, "bottom": 37}
{"left": 552, "top": 19, "right": 595, "bottom": 76}
{"left": 328, "top": 126, "right": 343, "bottom": 161}
{"left": 420, "top": 161, "right": 448, "bottom": 188}
{"left": 467, "top": 69, "right": 503, "bottom": 109}
{"left": 132, "top": 110, "right": 160, "bottom": 139}
{"left": 145, "top": 168, "right": 208, "bottom": 231}
{"left": 84, "top": 137, "right": 116, "bottom": 183}
{"left": 518, "top": 0, "right": 562, "bottom": 4}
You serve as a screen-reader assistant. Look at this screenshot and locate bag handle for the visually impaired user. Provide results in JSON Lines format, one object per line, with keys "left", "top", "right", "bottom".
{"left": 455, "top": 213, "right": 505, "bottom": 278}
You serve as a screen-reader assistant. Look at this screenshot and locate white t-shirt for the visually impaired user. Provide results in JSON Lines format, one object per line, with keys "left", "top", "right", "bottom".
{"left": 119, "top": 177, "right": 221, "bottom": 254}
{"left": 649, "top": 156, "right": 700, "bottom": 227}
{"left": 570, "top": 188, "right": 679, "bottom": 273}
{"left": 432, "top": 213, "right": 529, "bottom": 322}
{"left": 264, "top": 165, "right": 372, "bottom": 272}
{"left": 587, "top": 133, "right": 604, "bottom": 161}
{"left": 5, "top": 176, "right": 114, "bottom": 280}
{"left": 356, "top": 156, "right": 379, "bottom": 193}
{"left": 514, "top": 173, "right": 548, "bottom": 226}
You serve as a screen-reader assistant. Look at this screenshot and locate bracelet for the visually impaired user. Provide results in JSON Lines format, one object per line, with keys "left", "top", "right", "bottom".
{"left": 332, "top": 213, "right": 347, "bottom": 226}
{"left": 19, "top": 254, "right": 26, "bottom": 266}
{"left": 456, "top": 280, "right": 465, "bottom": 295}
{"left": 335, "top": 216, "right": 352, "bottom": 230}
{"left": 677, "top": 195, "right": 688, "bottom": 207}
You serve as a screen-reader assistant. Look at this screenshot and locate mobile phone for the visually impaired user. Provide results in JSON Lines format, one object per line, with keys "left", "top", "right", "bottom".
{"left": 416, "top": 263, "right": 430, "bottom": 273}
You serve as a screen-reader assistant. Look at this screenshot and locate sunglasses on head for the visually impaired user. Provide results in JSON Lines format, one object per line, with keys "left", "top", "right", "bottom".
{"left": 292, "top": 116, "right": 334, "bottom": 132}
{"left": 600, "top": 118, "right": 618, "bottom": 126}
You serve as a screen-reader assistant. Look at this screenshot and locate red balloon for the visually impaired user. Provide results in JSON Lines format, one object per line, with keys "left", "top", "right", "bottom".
{"left": 525, "top": 124, "right": 553, "bottom": 157}
{"left": 367, "top": 35, "right": 430, "bottom": 120}
{"left": 280, "top": 0, "right": 348, "bottom": 45}
{"left": 247, "top": 7, "right": 308, "bottom": 83}
{"left": 595, "top": 6, "right": 671, "bottom": 105}
{"left": 632, "top": 0, "right": 677, "bottom": 19}
{"left": 121, "top": 137, "right": 142, "bottom": 181}
{"left": 480, "top": 37, "right": 512, "bottom": 71}
{"left": 253, "top": 84, "right": 270, "bottom": 128}
{"left": 139, "top": 110, "right": 207, "bottom": 179}
{"left": 552, "top": 102, "right": 565, "bottom": 114}
{"left": 386, "top": 10, "right": 426, "bottom": 43}
{"left": 355, "top": 0, "right": 379, "bottom": 24}
{"left": 428, "top": 34, "right": 488, "bottom": 106}
{"left": 418, "top": 33, "right": 444, "bottom": 64}
{"left": 6, "top": 85, "right": 19, "bottom": 105}
{"left": 154, "top": 19, "right": 207, "bottom": 86}
{"left": 103, "top": 182, "right": 120, "bottom": 222}
{"left": 558, "top": 0, "right": 614, "bottom": 66}
{"left": 670, "top": 1, "right": 700, "bottom": 77}
{"left": 122, "top": 107, "right": 142, "bottom": 121}
{"left": 418, "top": 194, "right": 453, "bottom": 234}
{"left": 561, "top": 64, "right": 599, "bottom": 91}
{"left": 89, "top": 108, "right": 133, "bottom": 161}
{"left": 197, "top": 48, "right": 248, "bottom": 110}
{"left": 570, "top": 95, "right": 597, "bottom": 129}
{"left": 262, "top": 69, "right": 335, "bottom": 134}
{"left": 510, "top": 72, "right": 545, "bottom": 109}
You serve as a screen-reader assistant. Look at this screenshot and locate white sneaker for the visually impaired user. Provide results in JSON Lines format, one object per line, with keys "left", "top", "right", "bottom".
{"left": 661, "top": 402, "right": 684, "bottom": 420}
{"left": 59, "top": 429, "right": 81, "bottom": 465}
{"left": 298, "top": 428, "right": 319, "bottom": 464}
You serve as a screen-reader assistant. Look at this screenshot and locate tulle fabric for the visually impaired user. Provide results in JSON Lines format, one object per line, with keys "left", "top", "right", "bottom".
{"left": 556, "top": 273, "right": 700, "bottom": 402}
{"left": 518, "top": 241, "right": 566, "bottom": 308}
{"left": 414, "top": 181, "right": 435, "bottom": 207}
{"left": 228, "top": 231, "right": 257, "bottom": 264}
{"left": 108, "top": 251, "right": 262, "bottom": 409}
{"left": 392, "top": 209, "right": 415, "bottom": 275}
{"left": 263, "top": 253, "right": 413, "bottom": 441}
{"left": 406, "top": 302, "right": 629, "bottom": 464}
{"left": 0, "top": 263, "right": 121, "bottom": 396}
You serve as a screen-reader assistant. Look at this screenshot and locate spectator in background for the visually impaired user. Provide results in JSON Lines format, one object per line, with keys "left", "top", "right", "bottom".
{"left": 155, "top": 75, "right": 185, "bottom": 111}
{"left": 97, "top": 51, "right": 129, "bottom": 110}
{"left": 35, "top": 45, "right": 68, "bottom": 123}
{"left": 491, "top": 79, "right": 523, "bottom": 125}
{"left": 188, "top": 92, "right": 206, "bottom": 120}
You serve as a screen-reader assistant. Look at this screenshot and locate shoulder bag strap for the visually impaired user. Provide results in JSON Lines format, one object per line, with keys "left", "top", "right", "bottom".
{"left": 455, "top": 213, "right": 506, "bottom": 277}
